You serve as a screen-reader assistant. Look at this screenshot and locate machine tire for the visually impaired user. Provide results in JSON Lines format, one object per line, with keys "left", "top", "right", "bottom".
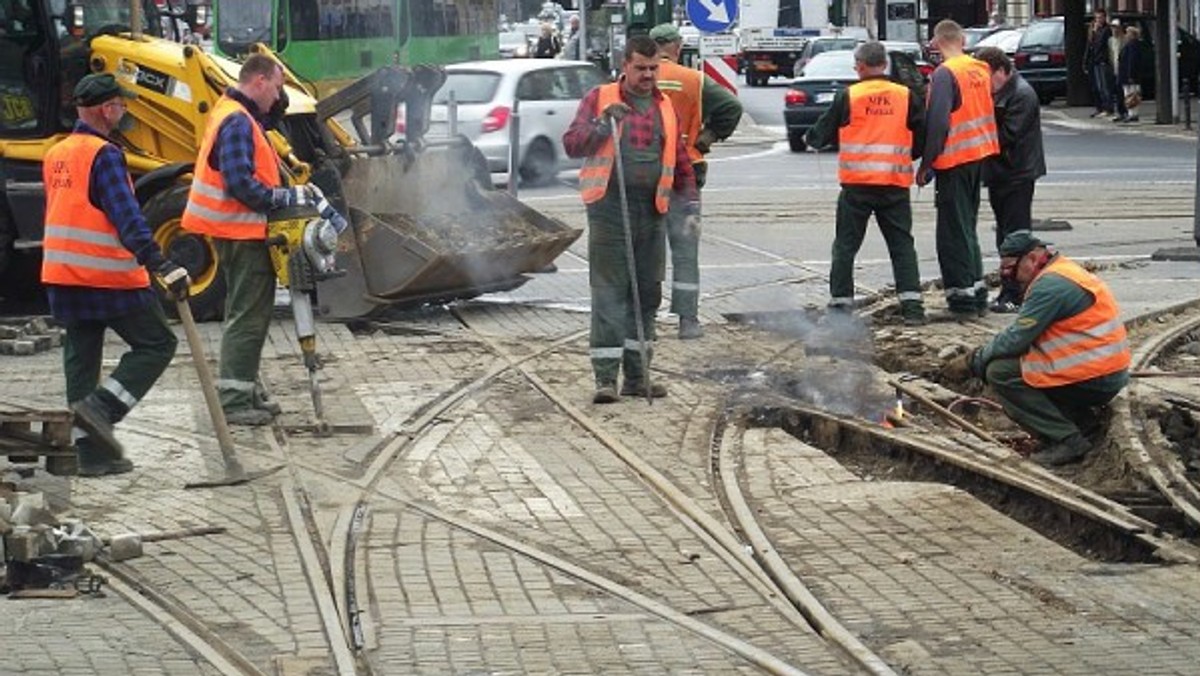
{"left": 519, "top": 138, "right": 557, "bottom": 186}
{"left": 745, "top": 67, "right": 759, "bottom": 87}
{"left": 788, "top": 132, "right": 807, "bottom": 153}
{"left": 144, "top": 184, "right": 226, "bottom": 321}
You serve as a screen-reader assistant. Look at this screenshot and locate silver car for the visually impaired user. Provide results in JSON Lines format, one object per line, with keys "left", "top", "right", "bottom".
{"left": 409, "top": 59, "right": 609, "bottom": 185}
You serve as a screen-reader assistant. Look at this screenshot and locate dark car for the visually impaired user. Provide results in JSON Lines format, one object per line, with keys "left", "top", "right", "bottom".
{"left": 783, "top": 49, "right": 928, "bottom": 152}
{"left": 1014, "top": 17, "right": 1066, "bottom": 104}
{"left": 791, "top": 36, "right": 862, "bottom": 77}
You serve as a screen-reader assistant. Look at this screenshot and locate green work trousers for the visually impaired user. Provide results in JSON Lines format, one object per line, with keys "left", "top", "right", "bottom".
{"left": 666, "top": 192, "right": 700, "bottom": 318}
{"left": 830, "top": 185, "right": 923, "bottom": 318}
{"left": 587, "top": 185, "right": 665, "bottom": 387}
{"left": 214, "top": 238, "right": 275, "bottom": 411}
{"left": 934, "top": 160, "right": 987, "bottom": 313}
{"left": 62, "top": 301, "right": 178, "bottom": 420}
{"left": 984, "top": 357, "right": 1124, "bottom": 442}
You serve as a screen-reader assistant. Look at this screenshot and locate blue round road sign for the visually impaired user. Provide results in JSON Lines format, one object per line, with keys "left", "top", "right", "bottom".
{"left": 686, "top": 0, "right": 738, "bottom": 34}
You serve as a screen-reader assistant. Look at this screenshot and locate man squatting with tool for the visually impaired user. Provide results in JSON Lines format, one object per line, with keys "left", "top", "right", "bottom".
{"left": 943, "top": 232, "right": 1130, "bottom": 467}
{"left": 802, "top": 41, "right": 927, "bottom": 327}
{"left": 916, "top": 19, "right": 999, "bottom": 320}
{"left": 42, "top": 74, "right": 189, "bottom": 476}
{"left": 182, "top": 54, "right": 347, "bottom": 426}
{"left": 649, "top": 22, "right": 742, "bottom": 339}
{"left": 564, "top": 35, "right": 699, "bottom": 404}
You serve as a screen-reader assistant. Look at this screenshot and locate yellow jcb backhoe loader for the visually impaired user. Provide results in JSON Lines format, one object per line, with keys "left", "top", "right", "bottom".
{"left": 0, "top": 0, "right": 580, "bottom": 323}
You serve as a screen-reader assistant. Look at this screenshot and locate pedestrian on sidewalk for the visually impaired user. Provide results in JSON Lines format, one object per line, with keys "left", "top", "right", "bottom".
{"left": 182, "top": 54, "right": 344, "bottom": 425}
{"left": 1084, "top": 8, "right": 1117, "bottom": 118}
{"left": 942, "top": 232, "right": 1131, "bottom": 466}
{"left": 804, "top": 41, "right": 927, "bottom": 326}
{"left": 650, "top": 22, "right": 743, "bottom": 339}
{"left": 563, "top": 35, "right": 699, "bottom": 404}
{"left": 1117, "top": 26, "right": 1143, "bottom": 123}
{"left": 1108, "top": 19, "right": 1128, "bottom": 121}
{"left": 975, "top": 47, "right": 1046, "bottom": 313}
{"left": 42, "top": 74, "right": 188, "bottom": 476}
{"left": 917, "top": 19, "right": 999, "bottom": 319}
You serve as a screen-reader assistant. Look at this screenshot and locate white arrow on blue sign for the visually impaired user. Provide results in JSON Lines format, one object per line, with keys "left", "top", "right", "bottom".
{"left": 686, "top": 0, "right": 737, "bottom": 34}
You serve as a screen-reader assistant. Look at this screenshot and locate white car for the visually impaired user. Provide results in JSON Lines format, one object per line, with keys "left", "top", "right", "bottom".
{"left": 404, "top": 59, "right": 609, "bottom": 185}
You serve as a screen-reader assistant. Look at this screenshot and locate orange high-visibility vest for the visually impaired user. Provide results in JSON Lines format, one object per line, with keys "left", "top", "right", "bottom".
{"left": 657, "top": 59, "right": 704, "bottom": 165}
{"left": 931, "top": 55, "right": 999, "bottom": 170}
{"left": 837, "top": 79, "right": 914, "bottom": 188}
{"left": 578, "top": 83, "right": 678, "bottom": 214}
{"left": 181, "top": 96, "right": 281, "bottom": 240}
{"left": 1020, "top": 256, "right": 1131, "bottom": 388}
{"left": 41, "top": 134, "right": 150, "bottom": 289}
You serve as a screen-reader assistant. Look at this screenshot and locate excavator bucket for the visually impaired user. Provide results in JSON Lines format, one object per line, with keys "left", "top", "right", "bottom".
{"left": 315, "top": 138, "right": 581, "bottom": 320}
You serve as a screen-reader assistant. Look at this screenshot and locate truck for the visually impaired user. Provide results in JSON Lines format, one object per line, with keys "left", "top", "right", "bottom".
{"left": 0, "top": 0, "right": 579, "bottom": 321}
{"left": 739, "top": 0, "right": 829, "bottom": 86}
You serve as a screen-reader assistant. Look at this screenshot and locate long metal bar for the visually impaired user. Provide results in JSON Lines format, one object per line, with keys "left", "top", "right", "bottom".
{"left": 610, "top": 117, "right": 652, "bottom": 404}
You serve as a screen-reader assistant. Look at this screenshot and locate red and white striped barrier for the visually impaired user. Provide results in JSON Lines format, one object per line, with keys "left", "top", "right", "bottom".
{"left": 702, "top": 56, "right": 739, "bottom": 95}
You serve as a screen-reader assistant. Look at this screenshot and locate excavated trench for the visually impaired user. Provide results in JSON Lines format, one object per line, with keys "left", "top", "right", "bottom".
{"left": 720, "top": 304, "right": 1200, "bottom": 563}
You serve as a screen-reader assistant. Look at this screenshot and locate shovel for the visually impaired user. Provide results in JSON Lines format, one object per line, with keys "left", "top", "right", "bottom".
{"left": 176, "top": 298, "right": 282, "bottom": 489}
{"left": 611, "top": 116, "right": 653, "bottom": 405}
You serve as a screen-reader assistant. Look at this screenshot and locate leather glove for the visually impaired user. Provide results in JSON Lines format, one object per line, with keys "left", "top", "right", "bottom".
{"left": 305, "top": 184, "right": 349, "bottom": 234}
{"left": 941, "top": 348, "right": 978, "bottom": 382}
{"left": 155, "top": 260, "right": 190, "bottom": 300}
{"left": 600, "top": 102, "right": 631, "bottom": 124}
{"left": 694, "top": 128, "right": 719, "bottom": 155}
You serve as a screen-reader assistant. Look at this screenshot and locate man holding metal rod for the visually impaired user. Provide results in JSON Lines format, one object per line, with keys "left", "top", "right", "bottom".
{"left": 564, "top": 35, "right": 699, "bottom": 404}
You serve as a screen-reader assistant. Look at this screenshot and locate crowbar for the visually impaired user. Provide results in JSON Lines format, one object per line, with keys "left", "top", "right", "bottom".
{"left": 176, "top": 298, "right": 283, "bottom": 489}
{"left": 611, "top": 116, "right": 653, "bottom": 405}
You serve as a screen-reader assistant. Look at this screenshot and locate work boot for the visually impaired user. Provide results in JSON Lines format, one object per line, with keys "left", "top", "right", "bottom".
{"left": 620, "top": 380, "right": 668, "bottom": 398}
{"left": 1030, "top": 434, "right": 1092, "bottom": 467}
{"left": 592, "top": 383, "right": 619, "bottom": 404}
{"left": 253, "top": 384, "right": 283, "bottom": 416}
{"left": 76, "top": 438, "right": 134, "bottom": 477}
{"left": 223, "top": 407, "right": 275, "bottom": 427}
{"left": 678, "top": 316, "right": 704, "bottom": 340}
{"left": 71, "top": 394, "right": 124, "bottom": 460}
{"left": 900, "top": 301, "right": 926, "bottom": 327}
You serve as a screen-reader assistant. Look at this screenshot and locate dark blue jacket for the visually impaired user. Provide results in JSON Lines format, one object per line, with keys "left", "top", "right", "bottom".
{"left": 1118, "top": 40, "right": 1142, "bottom": 85}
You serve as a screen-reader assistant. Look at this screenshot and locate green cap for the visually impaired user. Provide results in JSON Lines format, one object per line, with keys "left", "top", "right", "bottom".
{"left": 649, "top": 23, "right": 682, "bottom": 44}
{"left": 73, "top": 73, "right": 136, "bottom": 108}
{"left": 998, "top": 230, "right": 1050, "bottom": 257}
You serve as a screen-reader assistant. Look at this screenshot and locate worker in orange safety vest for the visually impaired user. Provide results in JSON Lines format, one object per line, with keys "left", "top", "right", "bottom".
{"left": 943, "top": 231, "right": 1130, "bottom": 466}
{"left": 917, "top": 19, "right": 1000, "bottom": 320}
{"left": 563, "top": 35, "right": 698, "bottom": 405}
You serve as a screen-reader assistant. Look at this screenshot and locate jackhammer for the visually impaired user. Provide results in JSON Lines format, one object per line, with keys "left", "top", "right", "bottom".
{"left": 266, "top": 191, "right": 347, "bottom": 436}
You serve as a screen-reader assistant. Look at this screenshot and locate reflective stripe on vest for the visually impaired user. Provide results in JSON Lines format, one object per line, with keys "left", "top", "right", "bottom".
{"left": 931, "top": 55, "right": 1000, "bottom": 170}
{"left": 577, "top": 83, "right": 678, "bottom": 214}
{"left": 40, "top": 134, "right": 150, "bottom": 289}
{"left": 837, "top": 79, "right": 914, "bottom": 188}
{"left": 657, "top": 59, "right": 704, "bottom": 164}
{"left": 1020, "top": 256, "right": 1131, "bottom": 387}
{"left": 181, "top": 96, "right": 282, "bottom": 240}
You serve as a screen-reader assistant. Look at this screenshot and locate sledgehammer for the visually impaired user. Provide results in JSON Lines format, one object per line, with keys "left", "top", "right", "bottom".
{"left": 176, "top": 299, "right": 282, "bottom": 489}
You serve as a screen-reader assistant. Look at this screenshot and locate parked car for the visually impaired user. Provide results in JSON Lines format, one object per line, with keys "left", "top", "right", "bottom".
{"left": 1014, "top": 17, "right": 1066, "bottom": 104}
{"left": 880, "top": 40, "right": 935, "bottom": 79}
{"left": 783, "top": 49, "right": 928, "bottom": 152}
{"left": 927, "top": 25, "right": 1004, "bottom": 64}
{"left": 499, "top": 30, "right": 531, "bottom": 58}
{"left": 792, "top": 36, "right": 862, "bottom": 77}
{"left": 397, "top": 60, "right": 608, "bottom": 184}
{"left": 968, "top": 28, "right": 1024, "bottom": 57}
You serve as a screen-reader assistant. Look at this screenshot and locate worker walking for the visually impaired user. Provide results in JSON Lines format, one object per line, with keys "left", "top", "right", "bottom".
{"left": 563, "top": 35, "right": 699, "bottom": 403}
{"left": 182, "top": 54, "right": 331, "bottom": 426}
{"left": 42, "top": 73, "right": 188, "bottom": 476}
{"left": 917, "top": 19, "right": 999, "bottom": 319}
{"left": 649, "top": 23, "right": 743, "bottom": 339}
{"left": 943, "top": 232, "right": 1130, "bottom": 466}
{"left": 804, "top": 42, "right": 926, "bottom": 326}
{"left": 975, "top": 46, "right": 1046, "bottom": 313}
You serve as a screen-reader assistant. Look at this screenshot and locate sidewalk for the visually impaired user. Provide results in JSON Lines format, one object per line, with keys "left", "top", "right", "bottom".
{"left": 1041, "top": 98, "right": 1200, "bottom": 140}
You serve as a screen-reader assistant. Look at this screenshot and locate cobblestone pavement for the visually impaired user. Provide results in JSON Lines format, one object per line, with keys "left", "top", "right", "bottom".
{"left": 4, "top": 122, "right": 1200, "bottom": 675}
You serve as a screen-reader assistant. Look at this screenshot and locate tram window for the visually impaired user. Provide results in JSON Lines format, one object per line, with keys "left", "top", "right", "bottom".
{"left": 294, "top": 0, "right": 393, "bottom": 40}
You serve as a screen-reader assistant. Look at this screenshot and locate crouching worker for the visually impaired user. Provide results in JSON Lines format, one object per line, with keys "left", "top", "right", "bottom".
{"left": 42, "top": 74, "right": 186, "bottom": 476}
{"left": 943, "top": 231, "right": 1130, "bottom": 466}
